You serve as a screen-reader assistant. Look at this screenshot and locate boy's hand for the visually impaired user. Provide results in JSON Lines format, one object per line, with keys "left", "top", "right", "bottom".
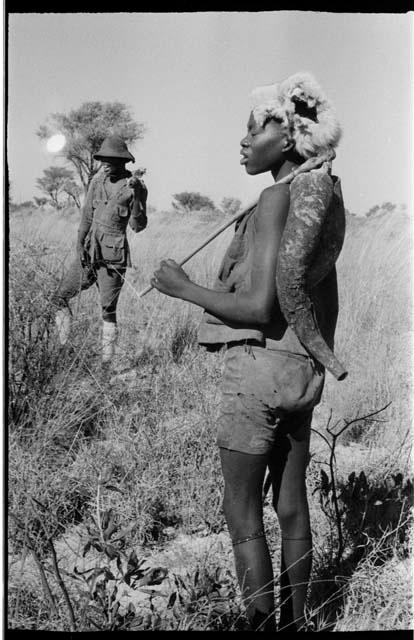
{"left": 151, "top": 259, "right": 190, "bottom": 298}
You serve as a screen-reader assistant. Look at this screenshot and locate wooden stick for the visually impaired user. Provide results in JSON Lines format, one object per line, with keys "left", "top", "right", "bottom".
{"left": 138, "top": 152, "right": 334, "bottom": 297}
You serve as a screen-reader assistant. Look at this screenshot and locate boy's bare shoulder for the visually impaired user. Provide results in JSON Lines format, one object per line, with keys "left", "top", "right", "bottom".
{"left": 256, "top": 183, "right": 290, "bottom": 220}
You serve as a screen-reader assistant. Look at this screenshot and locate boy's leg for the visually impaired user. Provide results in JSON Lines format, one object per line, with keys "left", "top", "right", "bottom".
{"left": 268, "top": 416, "right": 312, "bottom": 631}
{"left": 220, "top": 448, "right": 276, "bottom": 632}
{"left": 96, "top": 266, "right": 125, "bottom": 363}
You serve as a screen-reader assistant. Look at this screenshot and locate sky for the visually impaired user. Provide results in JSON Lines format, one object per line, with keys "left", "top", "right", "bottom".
{"left": 7, "top": 11, "right": 413, "bottom": 214}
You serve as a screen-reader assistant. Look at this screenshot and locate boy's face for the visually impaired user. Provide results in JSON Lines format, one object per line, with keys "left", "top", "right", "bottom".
{"left": 240, "top": 112, "right": 288, "bottom": 175}
{"left": 99, "top": 157, "right": 127, "bottom": 176}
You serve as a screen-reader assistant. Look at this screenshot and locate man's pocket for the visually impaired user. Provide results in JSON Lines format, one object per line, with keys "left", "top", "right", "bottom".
{"left": 100, "top": 234, "right": 126, "bottom": 265}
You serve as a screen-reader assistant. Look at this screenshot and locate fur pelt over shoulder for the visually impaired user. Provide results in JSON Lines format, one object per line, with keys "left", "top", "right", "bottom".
{"left": 250, "top": 71, "right": 342, "bottom": 159}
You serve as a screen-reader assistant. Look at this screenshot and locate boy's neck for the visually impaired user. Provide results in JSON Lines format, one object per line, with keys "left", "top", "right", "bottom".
{"left": 271, "top": 160, "right": 302, "bottom": 183}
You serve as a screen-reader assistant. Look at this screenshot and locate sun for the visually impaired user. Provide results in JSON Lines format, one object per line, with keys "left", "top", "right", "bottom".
{"left": 46, "top": 134, "right": 66, "bottom": 153}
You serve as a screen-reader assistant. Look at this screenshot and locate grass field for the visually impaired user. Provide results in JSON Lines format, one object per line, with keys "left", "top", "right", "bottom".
{"left": 8, "top": 201, "right": 413, "bottom": 631}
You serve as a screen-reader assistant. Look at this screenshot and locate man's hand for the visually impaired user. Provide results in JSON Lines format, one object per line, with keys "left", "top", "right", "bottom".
{"left": 128, "top": 169, "right": 148, "bottom": 204}
{"left": 133, "top": 179, "right": 148, "bottom": 204}
{"left": 151, "top": 259, "right": 191, "bottom": 299}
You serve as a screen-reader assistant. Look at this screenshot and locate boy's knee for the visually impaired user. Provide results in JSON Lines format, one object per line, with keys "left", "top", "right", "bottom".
{"left": 222, "top": 493, "right": 263, "bottom": 540}
{"left": 276, "top": 503, "right": 311, "bottom": 538}
{"left": 222, "top": 494, "right": 244, "bottom": 537}
{"left": 274, "top": 499, "right": 305, "bottom": 529}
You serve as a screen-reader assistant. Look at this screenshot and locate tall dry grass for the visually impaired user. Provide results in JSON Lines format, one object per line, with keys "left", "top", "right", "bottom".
{"left": 7, "top": 203, "right": 413, "bottom": 631}
{"left": 319, "top": 209, "right": 413, "bottom": 449}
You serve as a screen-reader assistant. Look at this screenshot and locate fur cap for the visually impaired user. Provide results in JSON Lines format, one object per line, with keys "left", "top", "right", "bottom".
{"left": 249, "top": 72, "right": 342, "bottom": 159}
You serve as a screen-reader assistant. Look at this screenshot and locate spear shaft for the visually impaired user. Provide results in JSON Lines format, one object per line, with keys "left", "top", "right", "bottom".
{"left": 138, "top": 152, "right": 334, "bottom": 297}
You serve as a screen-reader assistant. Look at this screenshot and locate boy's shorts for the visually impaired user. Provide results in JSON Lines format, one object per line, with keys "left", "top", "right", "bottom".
{"left": 217, "top": 341, "right": 325, "bottom": 456}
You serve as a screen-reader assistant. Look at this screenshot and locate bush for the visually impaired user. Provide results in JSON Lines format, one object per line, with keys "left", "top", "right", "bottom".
{"left": 220, "top": 197, "right": 242, "bottom": 217}
{"left": 172, "top": 192, "right": 216, "bottom": 214}
{"left": 34, "top": 197, "right": 48, "bottom": 208}
{"left": 10, "top": 200, "right": 35, "bottom": 213}
{"left": 366, "top": 202, "right": 396, "bottom": 217}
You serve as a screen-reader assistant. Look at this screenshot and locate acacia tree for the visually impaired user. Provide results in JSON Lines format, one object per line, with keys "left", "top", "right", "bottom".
{"left": 37, "top": 102, "right": 145, "bottom": 193}
{"left": 36, "top": 166, "right": 75, "bottom": 209}
{"left": 62, "top": 179, "right": 82, "bottom": 208}
{"left": 172, "top": 191, "right": 216, "bottom": 213}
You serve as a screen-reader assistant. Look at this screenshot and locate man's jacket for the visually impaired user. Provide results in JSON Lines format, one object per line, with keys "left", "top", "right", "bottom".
{"left": 78, "top": 170, "right": 147, "bottom": 268}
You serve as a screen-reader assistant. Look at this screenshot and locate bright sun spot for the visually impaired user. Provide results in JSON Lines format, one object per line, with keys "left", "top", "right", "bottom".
{"left": 46, "top": 134, "right": 66, "bottom": 153}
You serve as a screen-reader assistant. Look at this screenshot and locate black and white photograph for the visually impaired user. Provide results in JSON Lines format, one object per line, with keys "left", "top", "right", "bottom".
{"left": 5, "top": 8, "right": 413, "bottom": 634}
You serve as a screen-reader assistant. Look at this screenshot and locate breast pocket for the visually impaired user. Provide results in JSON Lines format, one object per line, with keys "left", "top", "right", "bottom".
{"left": 115, "top": 204, "right": 130, "bottom": 218}
{"left": 116, "top": 190, "right": 133, "bottom": 209}
{"left": 100, "top": 234, "right": 126, "bottom": 265}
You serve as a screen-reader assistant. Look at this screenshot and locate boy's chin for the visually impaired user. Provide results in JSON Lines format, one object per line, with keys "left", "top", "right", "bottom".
{"left": 245, "top": 166, "right": 265, "bottom": 176}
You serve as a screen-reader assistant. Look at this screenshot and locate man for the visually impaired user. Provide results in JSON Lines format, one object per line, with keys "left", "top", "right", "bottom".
{"left": 53, "top": 134, "right": 148, "bottom": 365}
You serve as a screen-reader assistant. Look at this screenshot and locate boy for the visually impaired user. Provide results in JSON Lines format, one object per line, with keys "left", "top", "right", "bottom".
{"left": 151, "top": 72, "right": 344, "bottom": 631}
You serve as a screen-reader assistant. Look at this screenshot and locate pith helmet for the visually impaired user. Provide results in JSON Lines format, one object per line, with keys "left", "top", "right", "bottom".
{"left": 93, "top": 135, "right": 135, "bottom": 163}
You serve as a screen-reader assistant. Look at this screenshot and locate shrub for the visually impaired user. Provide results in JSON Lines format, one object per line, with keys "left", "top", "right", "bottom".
{"left": 366, "top": 202, "right": 396, "bottom": 217}
{"left": 220, "top": 197, "right": 242, "bottom": 217}
{"left": 172, "top": 192, "right": 216, "bottom": 214}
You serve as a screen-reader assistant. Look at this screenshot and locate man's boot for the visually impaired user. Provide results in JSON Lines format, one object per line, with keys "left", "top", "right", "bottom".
{"left": 55, "top": 307, "right": 72, "bottom": 345}
{"left": 102, "top": 321, "right": 117, "bottom": 364}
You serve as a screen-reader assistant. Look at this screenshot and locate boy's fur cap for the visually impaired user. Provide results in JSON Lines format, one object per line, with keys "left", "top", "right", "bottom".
{"left": 250, "top": 72, "right": 342, "bottom": 159}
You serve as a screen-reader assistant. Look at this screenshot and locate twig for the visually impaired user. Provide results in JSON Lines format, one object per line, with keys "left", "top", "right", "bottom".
{"left": 28, "top": 498, "right": 77, "bottom": 631}
{"left": 29, "top": 545, "right": 59, "bottom": 617}
{"left": 327, "top": 431, "right": 344, "bottom": 564}
{"left": 328, "top": 402, "right": 392, "bottom": 438}
{"left": 9, "top": 512, "right": 58, "bottom": 617}
{"left": 48, "top": 537, "right": 77, "bottom": 631}
{"left": 325, "top": 402, "right": 392, "bottom": 565}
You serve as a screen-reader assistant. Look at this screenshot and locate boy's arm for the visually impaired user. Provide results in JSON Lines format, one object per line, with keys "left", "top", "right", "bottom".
{"left": 152, "top": 184, "right": 290, "bottom": 325}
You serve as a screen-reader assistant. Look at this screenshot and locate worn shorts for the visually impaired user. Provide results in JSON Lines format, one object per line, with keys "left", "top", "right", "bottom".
{"left": 217, "top": 341, "right": 325, "bottom": 455}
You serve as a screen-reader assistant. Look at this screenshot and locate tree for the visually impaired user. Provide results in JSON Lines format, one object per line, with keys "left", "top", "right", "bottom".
{"left": 220, "top": 196, "right": 242, "bottom": 217}
{"left": 62, "top": 179, "right": 82, "bottom": 209}
{"left": 172, "top": 191, "right": 216, "bottom": 213}
{"left": 37, "top": 102, "right": 145, "bottom": 193}
{"left": 33, "top": 196, "right": 48, "bottom": 208}
{"left": 381, "top": 201, "right": 396, "bottom": 213}
{"left": 366, "top": 204, "right": 380, "bottom": 217}
{"left": 36, "top": 166, "right": 75, "bottom": 209}
{"left": 366, "top": 201, "right": 396, "bottom": 217}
